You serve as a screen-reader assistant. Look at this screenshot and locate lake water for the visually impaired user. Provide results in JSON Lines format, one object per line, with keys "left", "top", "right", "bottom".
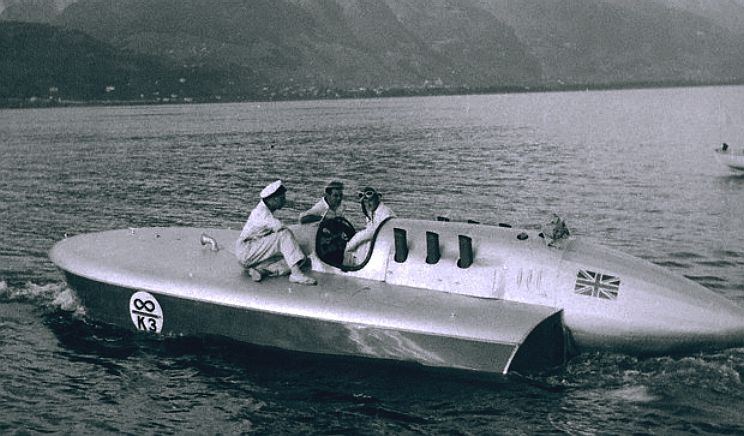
{"left": 2, "top": 86, "right": 744, "bottom": 434}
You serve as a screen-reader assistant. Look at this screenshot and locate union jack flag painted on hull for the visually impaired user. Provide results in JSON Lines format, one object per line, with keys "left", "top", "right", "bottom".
{"left": 574, "top": 269, "right": 621, "bottom": 300}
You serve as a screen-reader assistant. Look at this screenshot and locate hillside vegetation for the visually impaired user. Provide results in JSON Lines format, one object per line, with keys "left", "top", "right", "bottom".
{"left": 2, "top": 0, "right": 744, "bottom": 104}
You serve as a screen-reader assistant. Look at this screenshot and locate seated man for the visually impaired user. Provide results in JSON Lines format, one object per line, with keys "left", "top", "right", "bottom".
{"left": 298, "top": 180, "right": 345, "bottom": 224}
{"left": 344, "top": 187, "right": 395, "bottom": 265}
{"left": 542, "top": 213, "right": 571, "bottom": 247}
{"left": 235, "top": 180, "right": 316, "bottom": 285}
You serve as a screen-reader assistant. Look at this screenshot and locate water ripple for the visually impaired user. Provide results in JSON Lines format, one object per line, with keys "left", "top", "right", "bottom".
{"left": 3, "top": 88, "right": 744, "bottom": 433}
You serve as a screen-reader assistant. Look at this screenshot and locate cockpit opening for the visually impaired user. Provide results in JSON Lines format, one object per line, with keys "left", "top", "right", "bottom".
{"left": 315, "top": 217, "right": 356, "bottom": 268}
{"left": 315, "top": 216, "right": 395, "bottom": 271}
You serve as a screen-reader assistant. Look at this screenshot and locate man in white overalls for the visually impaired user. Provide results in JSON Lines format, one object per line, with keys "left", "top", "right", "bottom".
{"left": 344, "top": 187, "right": 395, "bottom": 265}
{"left": 235, "top": 180, "right": 317, "bottom": 285}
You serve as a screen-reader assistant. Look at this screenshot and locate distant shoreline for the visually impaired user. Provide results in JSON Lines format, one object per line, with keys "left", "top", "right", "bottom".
{"left": 3, "top": 79, "right": 742, "bottom": 110}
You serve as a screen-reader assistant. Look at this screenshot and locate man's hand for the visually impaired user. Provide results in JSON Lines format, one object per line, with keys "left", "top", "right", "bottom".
{"left": 300, "top": 214, "right": 322, "bottom": 224}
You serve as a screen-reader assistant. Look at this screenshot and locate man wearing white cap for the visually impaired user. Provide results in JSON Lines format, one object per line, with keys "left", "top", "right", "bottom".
{"left": 298, "top": 180, "right": 345, "bottom": 224}
{"left": 235, "top": 180, "right": 317, "bottom": 285}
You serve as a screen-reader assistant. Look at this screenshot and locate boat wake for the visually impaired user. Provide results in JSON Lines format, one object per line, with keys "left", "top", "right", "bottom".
{"left": 0, "top": 280, "right": 85, "bottom": 317}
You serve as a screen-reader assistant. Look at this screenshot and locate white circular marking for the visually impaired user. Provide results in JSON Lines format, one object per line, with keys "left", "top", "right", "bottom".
{"left": 129, "top": 291, "right": 164, "bottom": 333}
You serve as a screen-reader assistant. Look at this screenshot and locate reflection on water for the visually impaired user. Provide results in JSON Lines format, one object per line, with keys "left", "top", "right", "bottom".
{"left": 716, "top": 172, "right": 744, "bottom": 188}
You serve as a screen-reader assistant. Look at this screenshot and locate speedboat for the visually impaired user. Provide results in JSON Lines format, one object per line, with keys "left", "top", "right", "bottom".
{"left": 715, "top": 148, "right": 744, "bottom": 171}
{"left": 49, "top": 216, "right": 744, "bottom": 374}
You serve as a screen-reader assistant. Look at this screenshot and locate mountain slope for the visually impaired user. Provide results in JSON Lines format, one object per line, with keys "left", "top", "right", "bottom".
{"left": 0, "top": 0, "right": 76, "bottom": 21}
{"left": 2, "top": 0, "right": 744, "bottom": 103}
{"left": 54, "top": 0, "right": 541, "bottom": 89}
{"left": 379, "top": 0, "right": 541, "bottom": 86}
{"left": 473, "top": 0, "right": 744, "bottom": 85}
{"left": 0, "top": 21, "right": 260, "bottom": 101}
{"left": 654, "top": 0, "right": 744, "bottom": 34}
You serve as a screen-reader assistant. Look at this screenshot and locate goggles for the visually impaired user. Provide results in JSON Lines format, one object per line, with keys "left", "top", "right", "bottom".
{"left": 357, "top": 189, "right": 378, "bottom": 200}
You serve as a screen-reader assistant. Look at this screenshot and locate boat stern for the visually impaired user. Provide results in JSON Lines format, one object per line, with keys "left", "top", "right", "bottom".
{"left": 559, "top": 239, "right": 744, "bottom": 354}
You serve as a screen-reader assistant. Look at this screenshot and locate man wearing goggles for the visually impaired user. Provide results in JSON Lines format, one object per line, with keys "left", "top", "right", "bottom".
{"left": 344, "top": 186, "right": 396, "bottom": 265}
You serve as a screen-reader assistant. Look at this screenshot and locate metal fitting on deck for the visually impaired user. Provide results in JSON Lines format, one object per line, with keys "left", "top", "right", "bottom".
{"left": 393, "top": 228, "right": 408, "bottom": 263}
{"left": 457, "top": 235, "right": 473, "bottom": 268}
{"left": 200, "top": 233, "right": 219, "bottom": 252}
{"left": 426, "top": 231, "right": 441, "bottom": 264}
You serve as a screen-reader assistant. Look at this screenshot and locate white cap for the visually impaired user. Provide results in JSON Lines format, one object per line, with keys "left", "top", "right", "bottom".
{"left": 260, "top": 180, "right": 284, "bottom": 199}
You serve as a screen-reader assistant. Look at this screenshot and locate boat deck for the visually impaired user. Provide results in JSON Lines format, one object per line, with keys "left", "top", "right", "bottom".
{"left": 51, "top": 226, "right": 567, "bottom": 373}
